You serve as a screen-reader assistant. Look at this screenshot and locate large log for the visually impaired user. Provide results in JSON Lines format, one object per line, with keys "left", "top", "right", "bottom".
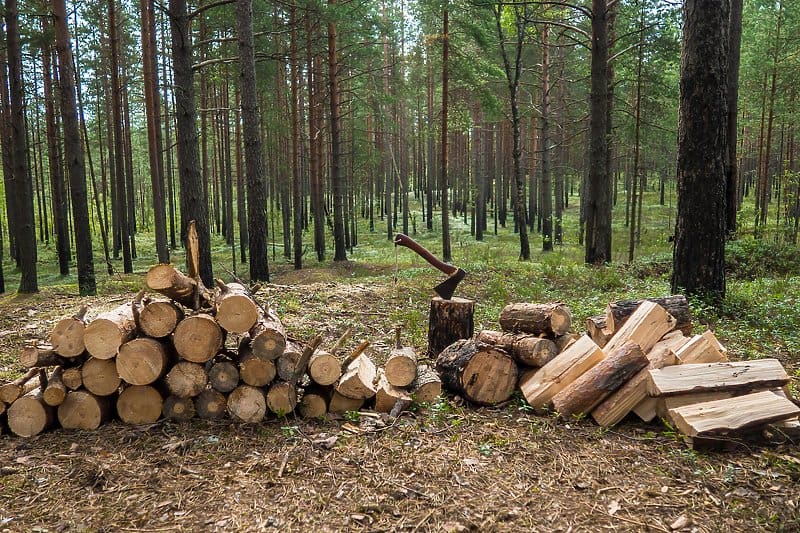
{"left": 173, "top": 313, "right": 224, "bottom": 363}
{"left": 410, "top": 365, "right": 442, "bottom": 403}
{"left": 116, "top": 385, "right": 163, "bottom": 424}
{"left": 602, "top": 301, "right": 676, "bottom": 355}
{"left": 520, "top": 335, "right": 605, "bottom": 410}
{"left": 375, "top": 371, "right": 412, "bottom": 413}
{"left": 605, "top": 295, "right": 692, "bottom": 335}
{"left": 238, "top": 348, "right": 277, "bottom": 387}
{"left": 146, "top": 263, "right": 211, "bottom": 309}
{"left": 7, "top": 388, "right": 55, "bottom": 437}
{"left": 195, "top": 389, "right": 227, "bottom": 419}
{"left": 138, "top": 298, "right": 184, "bottom": 338}
{"left": 298, "top": 386, "right": 329, "bottom": 418}
{"left": 81, "top": 358, "right": 121, "bottom": 396}
{"left": 83, "top": 303, "right": 137, "bottom": 360}
{"left": 215, "top": 281, "right": 260, "bottom": 333}
{"left": 476, "top": 330, "right": 558, "bottom": 367}
{"left": 165, "top": 361, "right": 208, "bottom": 398}
{"left": 328, "top": 390, "right": 364, "bottom": 414}
{"left": 427, "top": 296, "right": 475, "bottom": 358}
{"left": 49, "top": 306, "right": 88, "bottom": 357}
{"left": 499, "top": 302, "right": 572, "bottom": 337}
{"left": 163, "top": 395, "right": 196, "bottom": 420}
{"left": 208, "top": 360, "right": 240, "bottom": 393}
{"left": 42, "top": 366, "right": 67, "bottom": 407}
{"left": 227, "top": 385, "right": 267, "bottom": 423}
{"left": 435, "top": 339, "right": 518, "bottom": 406}
{"left": 116, "top": 338, "right": 170, "bottom": 385}
{"left": 276, "top": 341, "right": 304, "bottom": 382}
{"left": 0, "top": 368, "right": 39, "bottom": 404}
{"left": 20, "top": 344, "right": 70, "bottom": 368}
{"left": 647, "top": 359, "right": 789, "bottom": 398}
{"left": 58, "top": 391, "right": 112, "bottom": 430}
{"left": 266, "top": 381, "right": 298, "bottom": 416}
{"left": 246, "top": 308, "right": 286, "bottom": 360}
{"left": 552, "top": 342, "right": 648, "bottom": 418}
{"left": 308, "top": 349, "right": 341, "bottom": 386}
{"left": 336, "top": 354, "right": 378, "bottom": 400}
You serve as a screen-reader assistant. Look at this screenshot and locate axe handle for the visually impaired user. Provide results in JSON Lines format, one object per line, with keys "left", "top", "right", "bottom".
{"left": 394, "top": 233, "right": 457, "bottom": 276}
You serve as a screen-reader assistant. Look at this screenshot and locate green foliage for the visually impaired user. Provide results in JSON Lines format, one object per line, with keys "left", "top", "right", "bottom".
{"left": 725, "top": 239, "right": 800, "bottom": 279}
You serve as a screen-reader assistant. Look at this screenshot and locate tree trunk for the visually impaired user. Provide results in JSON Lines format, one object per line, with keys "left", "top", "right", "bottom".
{"left": 440, "top": 6, "right": 451, "bottom": 262}
{"left": 328, "top": 0, "right": 347, "bottom": 261}
{"left": 540, "top": 23, "right": 552, "bottom": 252}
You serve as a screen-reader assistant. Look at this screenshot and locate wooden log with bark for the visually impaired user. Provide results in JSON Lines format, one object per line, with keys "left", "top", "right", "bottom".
{"left": 375, "top": 370, "right": 412, "bottom": 413}
{"left": 62, "top": 368, "right": 83, "bottom": 390}
{"left": 146, "top": 263, "right": 212, "bottom": 309}
{"left": 308, "top": 349, "right": 341, "bottom": 386}
{"left": 163, "top": 395, "right": 197, "bottom": 420}
{"left": 585, "top": 315, "right": 611, "bottom": 348}
{"left": 173, "top": 313, "right": 224, "bottom": 363}
{"left": 49, "top": 306, "right": 88, "bottom": 358}
{"left": 499, "top": 302, "right": 572, "bottom": 337}
{"left": 57, "top": 391, "right": 112, "bottom": 430}
{"left": 81, "top": 358, "right": 122, "bottom": 396}
{"left": 195, "top": 389, "right": 227, "bottom": 419}
{"left": 298, "top": 386, "right": 329, "bottom": 418}
{"left": 116, "top": 338, "right": 170, "bottom": 385}
{"left": 410, "top": 365, "right": 442, "bottom": 403}
{"left": 266, "top": 381, "right": 298, "bottom": 416}
{"left": 602, "top": 301, "right": 676, "bottom": 355}
{"left": 276, "top": 341, "right": 304, "bottom": 382}
{"left": 328, "top": 390, "right": 365, "bottom": 414}
{"left": 20, "top": 344, "right": 70, "bottom": 369}
{"left": 427, "top": 296, "right": 474, "bottom": 358}
{"left": 208, "top": 360, "right": 240, "bottom": 393}
{"left": 83, "top": 303, "right": 137, "bottom": 359}
{"left": 42, "top": 366, "right": 67, "bottom": 407}
{"left": 476, "top": 330, "right": 558, "bottom": 367}
{"left": 165, "top": 361, "right": 208, "bottom": 398}
{"left": 215, "top": 280, "right": 260, "bottom": 333}
{"left": 245, "top": 308, "right": 286, "bottom": 360}
{"left": 435, "top": 339, "right": 518, "bottom": 406}
{"left": 336, "top": 353, "right": 378, "bottom": 400}
{"left": 227, "top": 385, "right": 267, "bottom": 423}
{"left": 0, "top": 368, "right": 39, "bottom": 404}
{"left": 555, "top": 333, "right": 580, "bottom": 353}
{"left": 116, "top": 385, "right": 163, "bottom": 424}
{"left": 138, "top": 298, "right": 184, "bottom": 338}
{"left": 7, "top": 387, "right": 55, "bottom": 437}
{"left": 647, "top": 359, "right": 789, "bottom": 398}
{"left": 237, "top": 342, "right": 277, "bottom": 387}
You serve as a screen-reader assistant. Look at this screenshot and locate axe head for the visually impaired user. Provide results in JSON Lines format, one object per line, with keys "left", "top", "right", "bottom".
{"left": 434, "top": 268, "right": 466, "bottom": 300}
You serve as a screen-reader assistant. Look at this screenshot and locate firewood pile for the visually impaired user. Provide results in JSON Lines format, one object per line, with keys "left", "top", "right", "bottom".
{"left": 0, "top": 264, "right": 440, "bottom": 438}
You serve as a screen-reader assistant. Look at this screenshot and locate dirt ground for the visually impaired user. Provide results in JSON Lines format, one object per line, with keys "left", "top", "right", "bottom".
{"left": 1, "top": 267, "right": 798, "bottom": 532}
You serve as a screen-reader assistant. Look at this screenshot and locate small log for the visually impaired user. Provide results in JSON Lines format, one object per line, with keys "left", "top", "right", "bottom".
{"left": 163, "top": 395, "right": 196, "bottom": 420}
{"left": 116, "top": 385, "right": 163, "bottom": 424}
{"left": 83, "top": 303, "right": 137, "bottom": 360}
{"left": 62, "top": 368, "right": 83, "bottom": 390}
{"left": 227, "top": 384, "right": 267, "bottom": 423}
{"left": 552, "top": 342, "right": 648, "bottom": 418}
{"left": 328, "top": 390, "right": 364, "bottom": 414}
{"left": 20, "top": 344, "right": 70, "bottom": 369}
{"left": 116, "top": 338, "right": 170, "bottom": 386}
{"left": 138, "top": 299, "right": 184, "bottom": 338}
{"left": 266, "top": 381, "right": 298, "bottom": 416}
{"left": 238, "top": 348, "right": 277, "bottom": 387}
{"left": 165, "top": 361, "right": 208, "bottom": 398}
{"left": 49, "top": 306, "right": 88, "bottom": 358}
{"left": 427, "top": 296, "right": 475, "bottom": 358}
{"left": 435, "top": 339, "right": 518, "bottom": 406}
{"left": 81, "top": 358, "right": 122, "bottom": 396}
{"left": 499, "top": 302, "right": 572, "bottom": 336}
{"left": 555, "top": 333, "right": 580, "bottom": 353}
{"left": 674, "top": 333, "right": 728, "bottom": 364}
{"left": 602, "top": 301, "right": 676, "bottom": 355}
{"left": 276, "top": 341, "right": 304, "bottom": 382}
{"left": 476, "top": 330, "right": 558, "bottom": 367}
{"left": 375, "top": 370, "right": 412, "bottom": 413}
{"left": 209, "top": 360, "right": 240, "bottom": 393}
{"left": 215, "top": 280, "right": 260, "bottom": 334}
{"left": 246, "top": 307, "right": 286, "bottom": 360}
{"left": 0, "top": 368, "right": 39, "bottom": 404}
{"left": 336, "top": 354, "right": 378, "bottom": 400}
{"left": 605, "top": 295, "right": 692, "bottom": 335}
{"left": 585, "top": 315, "right": 611, "bottom": 348}
{"left": 58, "top": 391, "right": 112, "bottom": 430}
{"left": 298, "top": 387, "right": 329, "bottom": 418}
{"left": 7, "top": 388, "right": 55, "bottom": 437}
{"left": 410, "top": 365, "right": 442, "bottom": 403}
{"left": 195, "top": 389, "right": 227, "bottom": 419}
{"left": 647, "top": 359, "right": 789, "bottom": 398}
{"left": 173, "top": 313, "right": 224, "bottom": 363}
{"left": 385, "top": 348, "right": 418, "bottom": 388}
{"left": 42, "top": 367, "right": 67, "bottom": 407}
{"left": 308, "top": 350, "right": 341, "bottom": 386}
{"left": 519, "top": 335, "right": 606, "bottom": 411}
{"left": 146, "top": 263, "right": 211, "bottom": 309}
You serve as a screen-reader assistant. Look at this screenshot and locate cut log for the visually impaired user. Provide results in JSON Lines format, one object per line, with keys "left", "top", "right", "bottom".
{"left": 62, "top": 368, "right": 83, "bottom": 390}
{"left": 173, "top": 313, "right": 224, "bottom": 363}
{"left": 42, "top": 367, "right": 67, "bottom": 407}
{"left": 116, "top": 338, "right": 170, "bottom": 386}
{"left": 276, "top": 341, "right": 304, "bottom": 382}
{"left": 385, "top": 347, "right": 417, "bottom": 387}
{"left": 602, "top": 301, "right": 676, "bottom": 355}
{"left": 647, "top": 359, "right": 789, "bottom": 398}
{"left": 476, "top": 330, "right": 558, "bottom": 367}
{"left": 163, "top": 395, "right": 196, "bottom": 420}
{"left": 227, "top": 385, "right": 267, "bottom": 423}
{"left": 58, "top": 391, "right": 112, "bottom": 430}
{"left": 657, "top": 391, "right": 735, "bottom": 423}
{"left": 215, "top": 281, "right": 260, "bottom": 333}
{"left": 195, "top": 389, "right": 227, "bottom": 419}
{"left": 266, "top": 381, "right": 298, "bottom": 416}
{"left": 375, "top": 371, "right": 412, "bottom": 413}
{"left": 49, "top": 306, "right": 88, "bottom": 357}
{"left": 116, "top": 385, "right": 163, "bottom": 424}
{"left": 146, "top": 263, "right": 212, "bottom": 309}
{"left": 138, "top": 299, "right": 184, "bottom": 338}
{"left": 552, "top": 342, "right": 648, "bottom": 418}
{"left": 435, "top": 339, "right": 518, "bottom": 406}
{"left": 499, "top": 302, "right": 572, "bottom": 336}
{"left": 427, "top": 296, "right": 475, "bottom": 358}
{"left": 701, "top": 330, "right": 727, "bottom": 355}
{"left": 674, "top": 333, "right": 728, "bottom": 364}
{"left": 308, "top": 349, "right": 341, "bottom": 386}
{"left": 668, "top": 390, "right": 800, "bottom": 439}
{"left": 246, "top": 308, "right": 286, "bottom": 360}
{"left": 410, "top": 365, "right": 442, "bottom": 403}
{"left": 605, "top": 295, "right": 692, "bottom": 335}
{"left": 83, "top": 303, "right": 137, "bottom": 360}
{"left": 586, "top": 315, "right": 611, "bottom": 348}
{"left": 165, "top": 361, "right": 208, "bottom": 398}
{"left": 20, "top": 344, "right": 70, "bottom": 368}
{"left": 298, "top": 387, "right": 329, "bottom": 418}
{"left": 81, "top": 358, "right": 122, "bottom": 396}
{"left": 0, "top": 401, "right": 5, "bottom": 417}
{"left": 328, "top": 390, "right": 364, "bottom": 414}
{"left": 336, "top": 353, "right": 378, "bottom": 400}
{"left": 520, "top": 335, "right": 606, "bottom": 410}
{"left": 340, "top": 340, "right": 371, "bottom": 371}
{"left": 0, "top": 368, "right": 39, "bottom": 404}
{"left": 238, "top": 349, "right": 277, "bottom": 387}
{"left": 555, "top": 333, "right": 580, "bottom": 353}
{"left": 208, "top": 360, "right": 240, "bottom": 393}
{"left": 7, "top": 388, "right": 55, "bottom": 437}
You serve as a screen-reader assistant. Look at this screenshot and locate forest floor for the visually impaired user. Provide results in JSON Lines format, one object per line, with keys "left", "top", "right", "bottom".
{"left": 1, "top": 221, "right": 800, "bottom": 531}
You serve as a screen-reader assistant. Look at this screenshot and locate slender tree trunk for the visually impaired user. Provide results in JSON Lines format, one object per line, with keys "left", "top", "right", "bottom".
{"left": 426, "top": 57, "right": 434, "bottom": 231}
{"left": 628, "top": 4, "right": 645, "bottom": 263}
{"left": 441, "top": 5, "right": 451, "bottom": 262}
{"left": 235, "top": 91, "right": 247, "bottom": 263}
{"left": 0, "top": 23, "right": 15, "bottom": 268}
{"left": 539, "top": 23, "right": 552, "bottom": 253}
{"left": 307, "top": 10, "right": 324, "bottom": 261}
{"left": 290, "top": 2, "right": 303, "bottom": 269}
{"left": 725, "top": 0, "right": 743, "bottom": 237}
{"left": 328, "top": 0, "right": 346, "bottom": 261}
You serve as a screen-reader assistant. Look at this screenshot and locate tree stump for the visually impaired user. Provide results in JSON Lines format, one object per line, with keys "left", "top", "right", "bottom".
{"left": 435, "top": 339, "right": 518, "bottom": 406}
{"left": 427, "top": 297, "right": 474, "bottom": 358}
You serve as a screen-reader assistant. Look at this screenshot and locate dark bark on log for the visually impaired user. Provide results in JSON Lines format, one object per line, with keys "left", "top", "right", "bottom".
{"left": 435, "top": 339, "right": 518, "bottom": 406}
{"left": 427, "top": 297, "right": 474, "bottom": 358}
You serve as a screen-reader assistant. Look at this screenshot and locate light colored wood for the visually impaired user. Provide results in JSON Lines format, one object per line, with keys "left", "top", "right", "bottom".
{"left": 138, "top": 299, "right": 184, "bottom": 338}
{"left": 668, "top": 390, "right": 800, "bottom": 438}
{"left": 410, "top": 365, "right": 442, "bottom": 403}
{"left": 427, "top": 296, "right": 475, "bottom": 358}
{"left": 520, "top": 335, "right": 606, "bottom": 410}
{"left": 555, "top": 333, "right": 580, "bottom": 353}
{"left": 602, "top": 301, "right": 676, "bottom": 355}
{"left": 701, "top": 330, "right": 727, "bottom": 355}
{"left": 145, "top": 263, "right": 211, "bottom": 309}
{"left": 0, "top": 368, "right": 39, "bottom": 404}
{"left": 20, "top": 344, "right": 69, "bottom": 368}
{"left": 195, "top": 389, "right": 228, "bottom": 419}
{"left": 375, "top": 371, "right": 412, "bottom": 413}
{"left": 499, "top": 302, "right": 572, "bottom": 336}
{"left": 266, "top": 381, "right": 298, "bottom": 416}
{"left": 42, "top": 367, "right": 67, "bottom": 407}
{"left": 116, "top": 385, "right": 163, "bottom": 424}
{"left": 83, "top": 303, "right": 138, "bottom": 359}
{"left": 208, "top": 360, "right": 239, "bottom": 393}
{"left": 246, "top": 307, "right": 286, "bottom": 360}
{"left": 657, "top": 391, "right": 735, "bottom": 422}
{"left": 58, "top": 391, "right": 112, "bottom": 430}
{"left": 308, "top": 350, "right": 341, "bottom": 386}
{"left": 238, "top": 342, "right": 278, "bottom": 387}
{"left": 116, "top": 338, "right": 169, "bottom": 385}
{"left": 336, "top": 353, "right": 378, "bottom": 400}
{"left": 163, "top": 395, "right": 196, "bottom": 420}
{"left": 173, "top": 313, "right": 224, "bottom": 363}
{"left": 605, "top": 295, "right": 692, "bottom": 335}
{"left": 227, "top": 385, "right": 267, "bottom": 423}
{"left": 328, "top": 390, "right": 364, "bottom": 414}
{"left": 7, "top": 388, "right": 55, "bottom": 437}
{"left": 276, "top": 341, "right": 303, "bottom": 382}
{"left": 476, "top": 330, "right": 558, "bottom": 367}
{"left": 165, "top": 361, "right": 208, "bottom": 398}
{"left": 49, "top": 306, "right": 88, "bottom": 357}
{"left": 81, "top": 358, "right": 121, "bottom": 396}
{"left": 585, "top": 315, "right": 611, "bottom": 348}
{"left": 298, "top": 387, "right": 329, "bottom": 418}
{"left": 552, "top": 342, "right": 648, "bottom": 418}
{"left": 674, "top": 333, "right": 728, "bottom": 364}
{"left": 435, "top": 339, "right": 518, "bottom": 406}
{"left": 340, "top": 340, "right": 371, "bottom": 371}
{"left": 647, "top": 359, "right": 789, "bottom": 398}
{"left": 385, "top": 347, "right": 417, "bottom": 387}
{"left": 215, "top": 281, "right": 260, "bottom": 333}
{"left": 62, "top": 367, "right": 83, "bottom": 390}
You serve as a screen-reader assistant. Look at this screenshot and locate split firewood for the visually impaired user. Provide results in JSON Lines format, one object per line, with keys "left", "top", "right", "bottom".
{"left": 165, "top": 361, "right": 208, "bottom": 398}
{"left": 266, "top": 381, "right": 298, "bottom": 416}
{"left": 605, "top": 295, "right": 692, "bottom": 335}
{"left": 116, "top": 385, "right": 163, "bottom": 425}
{"left": 555, "top": 333, "right": 581, "bottom": 353}
{"left": 62, "top": 368, "right": 83, "bottom": 391}
{"left": 195, "top": 389, "right": 228, "bottom": 419}
{"left": 499, "top": 302, "right": 572, "bottom": 337}
{"left": 336, "top": 353, "right": 378, "bottom": 400}
{"left": 602, "top": 301, "right": 676, "bottom": 355}
{"left": 245, "top": 307, "right": 286, "bottom": 360}
{"left": 298, "top": 386, "right": 330, "bottom": 418}
{"left": 138, "top": 298, "right": 184, "bottom": 338}
{"left": 328, "top": 390, "right": 365, "bottom": 414}
{"left": 410, "top": 365, "right": 442, "bottom": 403}
{"left": 375, "top": 370, "right": 412, "bottom": 413}
{"left": 674, "top": 333, "right": 728, "bottom": 364}
{"left": 42, "top": 367, "right": 67, "bottom": 407}
{"left": 276, "top": 341, "right": 304, "bottom": 382}
{"left": 436, "top": 339, "right": 518, "bottom": 406}
{"left": 657, "top": 391, "right": 735, "bottom": 423}
{"left": 163, "top": 395, "right": 196, "bottom": 420}
{"left": 701, "top": 330, "right": 727, "bottom": 355}
{"left": 116, "top": 338, "right": 170, "bottom": 386}
{"left": 0, "top": 368, "right": 39, "bottom": 404}
{"left": 227, "top": 385, "right": 267, "bottom": 423}
{"left": 647, "top": 359, "right": 789, "bottom": 398}
{"left": 7, "top": 387, "right": 55, "bottom": 437}
{"left": 208, "top": 360, "right": 240, "bottom": 393}
{"left": 632, "top": 333, "right": 695, "bottom": 422}
{"left": 476, "top": 330, "right": 558, "bottom": 367}
{"left": 520, "top": 335, "right": 605, "bottom": 410}
{"left": 173, "top": 313, "right": 224, "bottom": 363}
{"left": 585, "top": 315, "right": 611, "bottom": 348}
{"left": 50, "top": 306, "right": 88, "bottom": 358}
{"left": 215, "top": 280, "right": 261, "bottom": 334}
{"left": 20, "top": 344, "right": 70, "bottom": 369}
{"left": 146, "top": 263, "right": 212, "bottom": 309}
{"left": 428, "top": 296, "right": 475, "bottom": 358}
{"left": 83, "top": 303, "right": 137, "bottom": 360}
{"left": 57, "top": 391, "right": 112, "bottom": 430}
{"left": 81, "top": 358, "right": 122, "bottom": 397}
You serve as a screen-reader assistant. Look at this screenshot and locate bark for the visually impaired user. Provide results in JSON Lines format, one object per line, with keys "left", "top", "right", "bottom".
{"left": 539, "top": 23, "right": 552, "bottom": 252}
{"left": 725, "top": 0, "right": 743, "bottom": 236}
{"left": 329, "top": 0, "right": 347, "bottom": 261}
{"left": 440, "top": 6, "right": 451, "bottom": 262}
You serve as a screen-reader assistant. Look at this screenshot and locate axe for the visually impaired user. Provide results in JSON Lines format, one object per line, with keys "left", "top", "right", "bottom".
{"left": 394, "top": 233, "right": 466, "bottom": 300}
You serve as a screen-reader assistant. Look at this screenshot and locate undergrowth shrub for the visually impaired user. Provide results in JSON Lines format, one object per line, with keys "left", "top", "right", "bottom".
{"left": 725, "top": 239, "right": 800, "bottom": 279}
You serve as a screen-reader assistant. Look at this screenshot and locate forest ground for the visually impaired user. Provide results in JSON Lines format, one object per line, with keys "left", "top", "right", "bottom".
{"left": 1, "top": 195, "right": 799, "bottom": 531}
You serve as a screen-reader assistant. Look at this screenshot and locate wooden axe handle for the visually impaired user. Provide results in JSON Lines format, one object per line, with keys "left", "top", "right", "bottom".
{"left": 394, "top": 233, "right": 457, "bottom": 276}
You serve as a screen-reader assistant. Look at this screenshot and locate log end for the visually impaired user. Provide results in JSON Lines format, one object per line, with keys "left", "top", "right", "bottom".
{"left": 83, "top": 319, "right": 124, "bottom": 360}
{"left": 117, "top": 385, "right": 163, "bottom": 425}
{"left": 216, "top": 296, "right": 260, "bottom": 334}
{"left": 50, "top": 318, "right": 86, "bottom": 357}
